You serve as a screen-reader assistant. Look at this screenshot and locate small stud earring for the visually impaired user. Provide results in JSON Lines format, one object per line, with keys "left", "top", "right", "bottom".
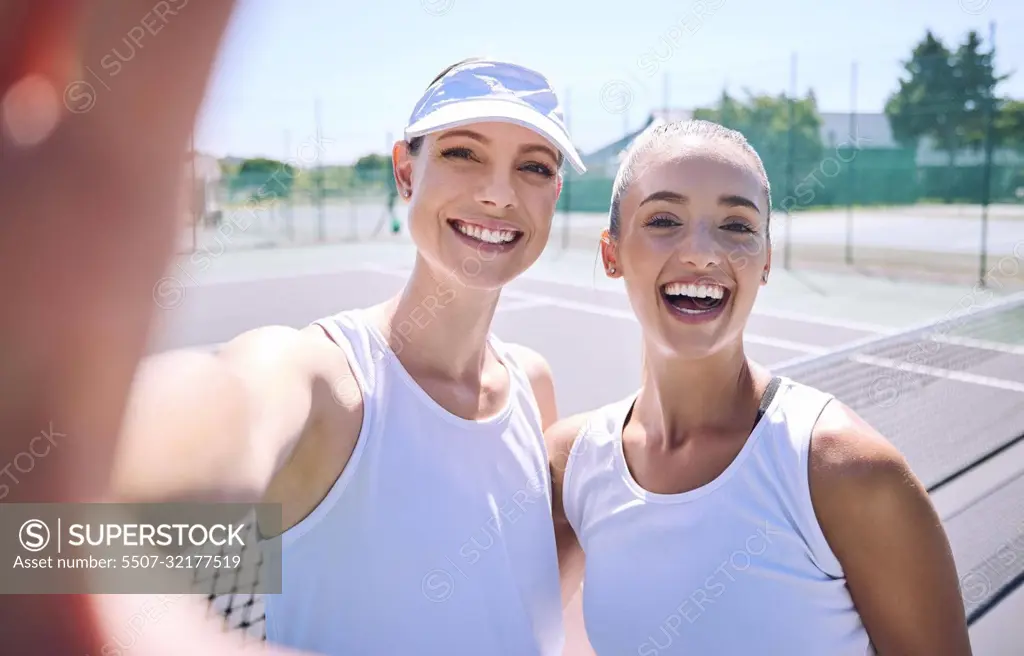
{"left": 609, "top": 266, "right": 616, "bottom": 274}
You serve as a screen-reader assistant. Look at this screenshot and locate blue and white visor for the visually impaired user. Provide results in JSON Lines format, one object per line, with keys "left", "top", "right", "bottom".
{"left": 404, "top": 59, "right": 586, "bottom": 175}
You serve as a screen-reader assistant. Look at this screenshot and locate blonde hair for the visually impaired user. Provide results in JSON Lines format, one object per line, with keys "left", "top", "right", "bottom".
{"left": 607, "top": 119, "right": 772, "bottom": 239}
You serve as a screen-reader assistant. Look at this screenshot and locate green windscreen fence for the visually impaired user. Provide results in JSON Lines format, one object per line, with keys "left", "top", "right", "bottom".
{"left": 556, "top": 145, "right": 1022, "bottom": 216}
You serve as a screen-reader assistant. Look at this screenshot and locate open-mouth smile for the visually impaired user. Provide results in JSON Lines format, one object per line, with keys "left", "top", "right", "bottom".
{"left": 447, "top": 218, "right": 524, "bottom": 252}
{"left": 660, "top": 280, "right": 731, "bottom": 323}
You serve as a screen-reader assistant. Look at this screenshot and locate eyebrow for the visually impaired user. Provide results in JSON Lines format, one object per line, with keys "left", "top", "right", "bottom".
{"left": 638, "top": 191, "right": 761, "bottom": 213}
{"left": 437, "top": 129, "right": 490, "bottom": 143}
{"left": 520, "top": 143, "right": 561, "bottom": 164}
{"left": 437, "top": 129, "right": 560, "bottom": 164}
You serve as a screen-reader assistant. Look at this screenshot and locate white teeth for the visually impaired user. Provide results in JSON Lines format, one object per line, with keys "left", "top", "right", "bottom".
{"left": 663, "top": 282, "right": 726, "bottom": 299}
{"left": 454, "top": 222, "right": 518, "bottom": 244}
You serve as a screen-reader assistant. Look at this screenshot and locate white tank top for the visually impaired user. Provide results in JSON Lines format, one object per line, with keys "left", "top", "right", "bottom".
{"left": 264, "top": 308, "right": 564, "bottom": 655}
{"left": 563, "top": 376, "right": 875, "bottom": 656}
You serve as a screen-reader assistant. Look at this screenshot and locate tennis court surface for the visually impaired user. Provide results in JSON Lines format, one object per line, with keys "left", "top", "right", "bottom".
{"left": 152, "top": 257, "right": 1024, "bottom": 655}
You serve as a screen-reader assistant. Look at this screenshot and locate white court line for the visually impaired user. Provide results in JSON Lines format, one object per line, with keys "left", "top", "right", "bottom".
{"left": 931, "top": 335, "right": 1024, "bottom": 357}
{"left": 510, "top": 270, "right": 896, "bottom": 334}
{"left": 185, "top": 298, "right": 544, "bottom": 353}
{"left": 850, "top": 354, "right": 1024, "bottom": 394}
{"left": 746, "top": 306, "right": 895, "bottom": 334}
{"left": 497, "top": 289, "right": 826, "bottom": 355}
{"left": 496, "top": 299, "right": 548, "bottom": 313}
{"left": 363, "top": 264, "right": 829, "bottom": 355}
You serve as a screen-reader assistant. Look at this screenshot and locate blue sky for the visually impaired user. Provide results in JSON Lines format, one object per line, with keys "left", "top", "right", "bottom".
{"left": 194, "top": 0, "right": 1024, "bottom": 165}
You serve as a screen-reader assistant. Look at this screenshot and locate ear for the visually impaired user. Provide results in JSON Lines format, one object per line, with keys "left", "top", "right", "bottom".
{"left": 761, "top": 236, "right": 772, "bottom": 285}
{"left": 392, "top": 140, "right": 414, "bottom": 199}
{"left": 600, "top": 229, "right": 621, "bottom": 278}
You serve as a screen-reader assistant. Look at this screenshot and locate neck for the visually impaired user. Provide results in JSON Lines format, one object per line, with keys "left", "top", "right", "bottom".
{"left": 377, "top": 253, "right": 502, "bottom": 381}
{"left": 632, "top": 339, "right": 765, "bottom": 450}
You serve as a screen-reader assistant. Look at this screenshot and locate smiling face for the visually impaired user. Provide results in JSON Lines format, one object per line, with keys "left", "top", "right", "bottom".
{"left": 602, "top": 134, "right": 772, "bottom": 361}
{"left": 393, "top": 120, "right": 563, "bottom": 290}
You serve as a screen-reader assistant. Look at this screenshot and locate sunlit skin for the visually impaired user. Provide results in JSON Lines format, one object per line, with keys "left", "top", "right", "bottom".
{"left": 394, "top": 121, "right": 563, "bottom": 295}
{"left": 363, "top": 120, "right": 564, "bottom": 392}
{"left": 602, "top": 138, "right": 771, "bottom": 366}
{"left": 596, "top": 137, "right": 775, "bottom": 492}
{"left": 558, "top": 136, "right": 972, "bottom": 656}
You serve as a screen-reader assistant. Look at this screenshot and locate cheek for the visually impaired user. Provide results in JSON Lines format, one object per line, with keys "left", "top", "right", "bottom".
{"left": 722, "top": 234, "right": 769, "bottom": 276}
{"left": 518, "top": 181, "right": 559, "bottom": 223}
{"left": 621, "top": 243, "right": 666, "bottom": 290}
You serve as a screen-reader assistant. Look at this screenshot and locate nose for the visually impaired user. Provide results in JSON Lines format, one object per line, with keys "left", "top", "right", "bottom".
{"left": 677, "top": 221, "right": 723, "bottom": 270}
{"left": 474, "top": 168, "right": 517, "bottom": 212}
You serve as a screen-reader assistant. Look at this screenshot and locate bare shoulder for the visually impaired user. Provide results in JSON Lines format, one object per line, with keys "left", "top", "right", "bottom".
{"left": 503, "top": 342, "right": 558, "bottom": 430}
{"left": 545, "top": 412, "right": 592, "bottom": 488}
{"left": 220, "top": 323, "right": 365, "bottom": 486}
{"left": 808, "top": 398, "right": 918, "bottom": 508}
{"left": 807, "top": 398, "right": 970, "bottom": 653}
{"left": 503, "top": 342, "right": 554, "bottom": 387}
{"left": 216, "top": 324, "right": 343, "bottom": 374}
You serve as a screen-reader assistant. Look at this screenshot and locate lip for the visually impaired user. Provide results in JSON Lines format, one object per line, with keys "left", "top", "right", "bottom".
{"left": 448, "top": 217, "right": 525, "bottom": 233}
{"left": 660, "top": 284, "right": 731, "bottom": 325}
{"left": 446, "top": 218, "right": 524, "bottom": 254}
{"left": 659, "top": 276, "right": 733, "bottom": 291}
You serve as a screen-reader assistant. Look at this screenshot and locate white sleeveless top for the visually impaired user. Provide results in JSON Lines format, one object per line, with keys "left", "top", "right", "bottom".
{"left": 563, "top": 377, "right": 875, "bottom": 656}
{"left": 264, "top": 309, "right": 564, "bottom": 655}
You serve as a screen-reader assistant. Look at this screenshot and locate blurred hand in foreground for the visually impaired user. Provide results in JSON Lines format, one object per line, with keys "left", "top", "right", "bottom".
{"left": 0, "top": 1, "right": 308, "bottom": 653}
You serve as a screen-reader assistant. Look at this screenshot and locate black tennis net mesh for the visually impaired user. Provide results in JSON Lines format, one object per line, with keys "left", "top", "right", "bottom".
{"left": 775, "top": 290, "right": 1024, "bottom": 492}
{"left": 198, "top": 291, "right": 1024, "bottom": 642}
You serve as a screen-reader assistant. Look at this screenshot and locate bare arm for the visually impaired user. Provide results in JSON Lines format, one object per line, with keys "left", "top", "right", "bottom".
{"left": 505, "top": 343, "right": 559, "bottom": 430}
{"left": 810, "top": 400, "right": 972, "bottom": 656}
{"left": 111, "top": 324, "right": 362, "bottom": 504}
{"left": 546, "top": 414, "right": 589, "bottom": 607}
{"left": 0, "top": 2, "right": 323, "bottom": 653}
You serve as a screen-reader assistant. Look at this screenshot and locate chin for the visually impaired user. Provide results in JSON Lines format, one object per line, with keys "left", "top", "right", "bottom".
{"left": 650, "top": 307, "right": 739, "bottom": 361}
{"left": 439, "top": 219, "right": 541, "bottom": 288}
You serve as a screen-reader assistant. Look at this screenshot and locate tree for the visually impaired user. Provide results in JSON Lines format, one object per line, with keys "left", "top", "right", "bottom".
{"left": 353, "top": 153, "right": 391, "bottom": 185}
{"left": 954, "top": 30, "right": 1009, "bottom": 150}
{"left": 884, "top": 30, "right": 1007, "bottom": 201}
{"left": 885, "top": 32, "right": 958, "bottom": 149}
{"left": 694, "top": 89, "right": 824, "bottom": 206}
{"left": 232, "top": 157, "right": 295, "bottom": 200}
{"left": 995, "top": 99, "right": 1024, "bottom": 149}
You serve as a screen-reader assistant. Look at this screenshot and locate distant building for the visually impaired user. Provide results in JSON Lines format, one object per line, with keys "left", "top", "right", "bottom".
{"left": 582, "top": 108, "right": 1023, "bottom": 177}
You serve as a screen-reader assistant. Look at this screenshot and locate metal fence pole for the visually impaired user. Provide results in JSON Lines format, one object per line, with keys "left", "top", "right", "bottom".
{"left": 845, "top": 61, "right": 858, "bottom": 266}
{"left": 978, "top": 21, "right": 997, "bottom": 288}
{"left": 315, "top": 98, "right": 325, "bottom": 243}
{"left": 783, "top": 52, "right": 797, "bottom": 270}
{"left": 562, "top": 86, "right": 572, "bottom": 251}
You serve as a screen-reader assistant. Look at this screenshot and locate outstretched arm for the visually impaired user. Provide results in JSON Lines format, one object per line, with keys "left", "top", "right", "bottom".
{"left": 810, "top": 400, "right": 972, "bottom": 656}
{"left": 111, "top": 324, "right": 358, "bottom": 504}
{"left": 0, "top": 2, "right": 319, "bottom": 653}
